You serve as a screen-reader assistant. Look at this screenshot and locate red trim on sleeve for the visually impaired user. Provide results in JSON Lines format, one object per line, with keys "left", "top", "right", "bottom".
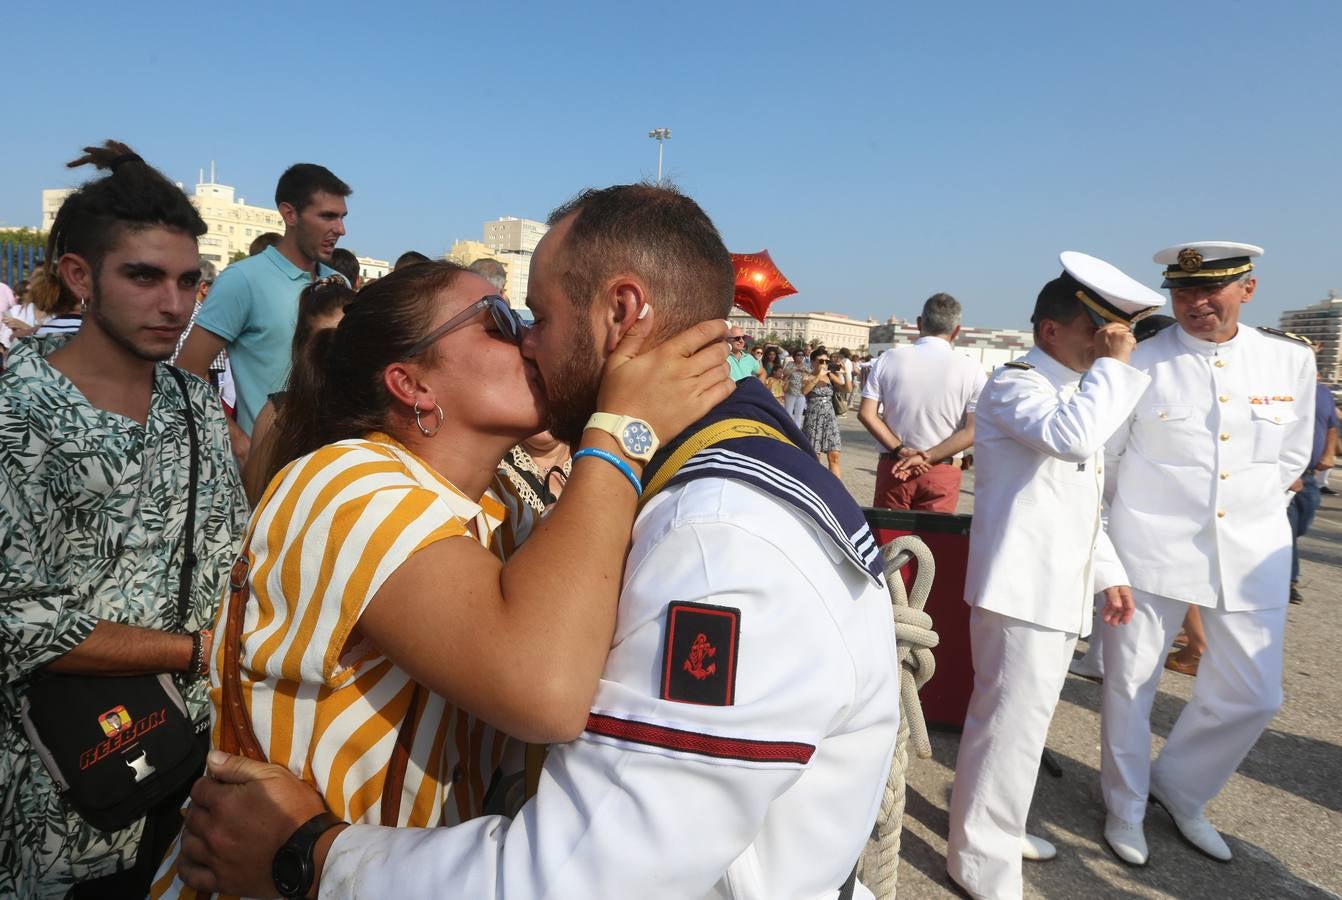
{"left": 585, "top": 713, "right": 815, "bottom": 765}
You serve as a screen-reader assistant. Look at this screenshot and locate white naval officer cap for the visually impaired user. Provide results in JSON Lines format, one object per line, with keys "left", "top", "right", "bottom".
{"left": 1052, "top": 251, "right": 1165, "bottom": 328}
{"left": 1154, "top": 241, "right": 1263, "bottom": 289}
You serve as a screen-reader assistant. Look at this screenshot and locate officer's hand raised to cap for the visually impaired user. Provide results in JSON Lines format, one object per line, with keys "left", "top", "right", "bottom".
{"left": 1093, "top": 322, "right": 1136, "bottom": 364}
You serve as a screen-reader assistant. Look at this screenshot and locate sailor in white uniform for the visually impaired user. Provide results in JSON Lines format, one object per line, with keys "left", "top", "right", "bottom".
{"left": 1096, "top": 242, "right": 1316, "bottom": 866}
{"left": 946, "top": 253, "right": 1158, "bottom": 900}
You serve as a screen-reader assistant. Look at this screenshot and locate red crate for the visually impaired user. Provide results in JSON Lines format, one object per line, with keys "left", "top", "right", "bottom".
{"left": 863, "top": 509, "right": 973, "bottom": 730}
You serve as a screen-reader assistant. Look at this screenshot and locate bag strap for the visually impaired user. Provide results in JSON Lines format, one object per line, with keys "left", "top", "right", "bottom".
{"left": 218, "top": 546, "right": 422, "bottom": 827}
{"left": 218, "top": 552, "right": 265, "bottom": 761}
{"left": 380, "top": 683, "right": 423, "bottom": 826}
{"left": 165, "top": 366, "right": 200, "bottom": 631}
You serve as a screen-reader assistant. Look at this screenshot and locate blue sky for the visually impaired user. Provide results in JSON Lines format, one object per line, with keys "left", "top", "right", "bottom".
{"left": 3, "top": 0, "right": 1339, "bottom": 329}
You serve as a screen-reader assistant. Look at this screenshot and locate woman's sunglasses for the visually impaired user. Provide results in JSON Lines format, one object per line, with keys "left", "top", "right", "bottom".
{"left": 403, "top": 295, "right": 526, "bottom": 358}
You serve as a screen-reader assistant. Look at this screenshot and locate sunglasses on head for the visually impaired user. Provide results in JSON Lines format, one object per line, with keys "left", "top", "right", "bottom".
{"left": 403, "top": 295, "right": 526, "bottom": 358}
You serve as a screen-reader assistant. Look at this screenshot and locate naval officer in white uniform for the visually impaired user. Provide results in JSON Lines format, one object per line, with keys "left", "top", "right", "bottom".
{"left": 946, "top": 253, "right": 1158, "bottom": 900}
{"left": 1097, "top": 242, "right": 1315, "bottom": 866}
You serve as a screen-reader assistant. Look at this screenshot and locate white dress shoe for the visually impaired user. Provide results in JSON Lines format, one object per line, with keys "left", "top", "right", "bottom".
{"left": 1068, "top": 653, "right": 1104, "bottom": 681}
{"left": 1021, "top": 833, "right": 1057, "bottom": 861}
{"left": 1104, "top": 815, "right": 1148, "bottom": 866}
{"left": 1148, "top": 786, "right": 1232, "bottom": 861}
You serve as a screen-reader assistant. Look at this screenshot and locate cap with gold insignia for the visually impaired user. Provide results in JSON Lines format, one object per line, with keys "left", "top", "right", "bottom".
{"left": 1154, "top": 241, "right": 1263, "bottom": 289}
{"left": 1039, "top": 251, "right": 1165, "bottom": 328}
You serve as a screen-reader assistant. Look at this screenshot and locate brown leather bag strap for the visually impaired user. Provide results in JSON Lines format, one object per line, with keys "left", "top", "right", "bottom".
{"left": 379, "top": 683, "right": 423, "bottom": 826}
{"left": 220, "top": 546, "right": 422, "bottom": 827}
{"left": 219, "top": 552, "right": 266, "bottom": 760}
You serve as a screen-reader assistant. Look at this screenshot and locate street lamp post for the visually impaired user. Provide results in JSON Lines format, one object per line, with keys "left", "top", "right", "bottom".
{"left": 648, "top": 128, "right": 671, "bottom": 182}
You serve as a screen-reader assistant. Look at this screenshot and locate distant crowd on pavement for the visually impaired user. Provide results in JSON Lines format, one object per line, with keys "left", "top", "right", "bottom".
{"left": 0, "top": 139, "right": 1337, "bottom": 900}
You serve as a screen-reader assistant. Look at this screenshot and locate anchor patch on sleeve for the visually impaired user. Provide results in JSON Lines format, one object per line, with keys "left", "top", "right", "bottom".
{"left": 661, "top": 602, "right": 741, "bottom": 706}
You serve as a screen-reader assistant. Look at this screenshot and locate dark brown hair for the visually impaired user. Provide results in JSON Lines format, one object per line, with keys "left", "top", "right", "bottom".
{"left": 266, "top": 262, "right": 467, "bottom": 474}
{"left": 328, "top": 247, "right": 360, "bottom": 288}
{"left": 46, "top": 140, "right": 207, "bottom": 282}
{"left": 274, "top": 163, "right": 351, "bottom": 212}
{"left": 291, "top": 278, "right": 357, "bottom": 361}
{"left": 546, "top": 183, "right": 734, "bottom": 337}
{"left": 395, "top": 250, "right": 431, "bottom": 271}
{"left": 1031, "top": 274, "right": 1087, "bottom": 339}
{"left": 249, "top": 232, "right": 282, "bottom": 256}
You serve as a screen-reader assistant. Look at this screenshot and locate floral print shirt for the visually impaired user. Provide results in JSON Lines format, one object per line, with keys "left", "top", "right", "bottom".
{"left": 0, "top": 336, "right": 248, "bottom": 897}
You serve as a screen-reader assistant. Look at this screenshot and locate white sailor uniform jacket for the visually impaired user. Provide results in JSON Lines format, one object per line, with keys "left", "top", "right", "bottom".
{"left": 1096, "top": 325, "right": 1315, "bottom": 610}
{"left": 962, "top": 348, "right": 1151, "bottom": 635}
{"left": 321, "top": 478, "right": 901, "bottom": 899}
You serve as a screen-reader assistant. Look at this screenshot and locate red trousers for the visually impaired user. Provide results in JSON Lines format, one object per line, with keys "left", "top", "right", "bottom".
{"left": 873, "top": 460, "right": 962, "bottom": 513}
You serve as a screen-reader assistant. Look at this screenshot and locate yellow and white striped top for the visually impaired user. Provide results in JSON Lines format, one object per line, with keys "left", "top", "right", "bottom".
{"left": 153, "top": 433, "right": 513, "bottom": 898}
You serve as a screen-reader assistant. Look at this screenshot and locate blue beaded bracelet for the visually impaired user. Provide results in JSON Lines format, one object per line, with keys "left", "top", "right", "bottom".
{"left": 572, "top": 448, "right": 643, "bottom": 497}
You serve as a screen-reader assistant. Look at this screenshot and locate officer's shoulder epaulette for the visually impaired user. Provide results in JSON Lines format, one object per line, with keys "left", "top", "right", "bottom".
{"left": 1257, "top": 326, "right": 1312, "bottom": 346}
{"left": 1004, "top": 360, "right": 1034, "bottom": 370}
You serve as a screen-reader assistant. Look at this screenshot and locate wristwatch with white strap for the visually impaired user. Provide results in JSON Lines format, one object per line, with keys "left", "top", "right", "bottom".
{"left": 584, "top": 413, "right": 660, "bottom": 463}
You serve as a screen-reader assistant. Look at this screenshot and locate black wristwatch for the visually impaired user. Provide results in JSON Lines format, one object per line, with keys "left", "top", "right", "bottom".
{"left": 272, "top": 811, "right": 343, "bottom": 899}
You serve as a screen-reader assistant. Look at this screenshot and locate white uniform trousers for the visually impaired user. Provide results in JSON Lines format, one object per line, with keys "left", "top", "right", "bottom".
{"left": 947, "top": 607, "right": 1077, "bottom": 900}
{"left": 1100, "top": 588, "right": 1285, "bottom": 822}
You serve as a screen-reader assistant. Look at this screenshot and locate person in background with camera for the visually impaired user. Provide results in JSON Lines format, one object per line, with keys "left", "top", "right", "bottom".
{"left": 0, "top": 141, "right": 248, "bottom": 898}
{"left": 802, "top": 346, "right": 850, "bottom": 476}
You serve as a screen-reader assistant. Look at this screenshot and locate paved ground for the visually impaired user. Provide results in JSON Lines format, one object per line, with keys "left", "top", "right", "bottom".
{"left": 832, "top": 412, "right": 1342, "bottom": 898}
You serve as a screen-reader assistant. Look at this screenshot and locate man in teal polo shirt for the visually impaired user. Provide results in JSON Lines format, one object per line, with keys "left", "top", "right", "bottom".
{"left": 177, "top": 163, "right": 351, "bottom": 459}
{"left": 727, "top": 326, "right": 761, "bottom": 381}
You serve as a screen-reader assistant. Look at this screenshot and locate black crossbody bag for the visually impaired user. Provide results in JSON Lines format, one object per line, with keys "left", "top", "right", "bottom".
{"left": 17, "top": 367, "right": 210, "bottom": 833}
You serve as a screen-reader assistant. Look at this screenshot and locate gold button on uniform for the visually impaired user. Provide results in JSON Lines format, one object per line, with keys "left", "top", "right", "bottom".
{"left": 1220, "top": 472, "right": 1229, "bottom": 480}
{"left": 1215, "top": 360, "right": 1225, "bottom": 368}
{"left": 1220, "top": 432, "right": 1230, "bottom": 441}
{"left": 1219, "top": 394, "right": 1229, "bottom": 402}
{"left": 1217, "top": 511, "right": 1226, "bottom": 518}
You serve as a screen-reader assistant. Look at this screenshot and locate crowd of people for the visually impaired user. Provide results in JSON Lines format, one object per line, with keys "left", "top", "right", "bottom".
{"left": 724, "top": 329, "right": 869, "bottom": 477}
{"left": 0, "top": 138, "right": 1333, "bottom": 900}
{"left": 0, "top": 141, "right": 901, "bottom": 899}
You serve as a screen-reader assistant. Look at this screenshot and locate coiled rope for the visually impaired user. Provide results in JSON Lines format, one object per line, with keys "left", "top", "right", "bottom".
{"left": 857, "top": 535, "right": 939, "bottom": 899}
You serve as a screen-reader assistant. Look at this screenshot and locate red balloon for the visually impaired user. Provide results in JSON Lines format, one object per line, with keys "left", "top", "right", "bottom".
{"left": 731, "top": 250, "right": 796, "bottom": 322}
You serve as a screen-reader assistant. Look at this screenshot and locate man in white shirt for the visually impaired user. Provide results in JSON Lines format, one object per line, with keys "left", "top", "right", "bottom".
{"left": 859, "top": 293, "right": 986, "bottom": 512}
{"left": 1096, "top": 242, "right": 1315, "bottom": 867}
{"left": 946, "top": 253, "right": 1157, "bottom": 900}
{"left": 175, "top": 183, "right": 900, "bottom": 900}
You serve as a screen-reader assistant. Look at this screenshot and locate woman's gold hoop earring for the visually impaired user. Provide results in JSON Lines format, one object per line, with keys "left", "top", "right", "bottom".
{"left": 414, "top": 402, "right": 445, "bottom": 437}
